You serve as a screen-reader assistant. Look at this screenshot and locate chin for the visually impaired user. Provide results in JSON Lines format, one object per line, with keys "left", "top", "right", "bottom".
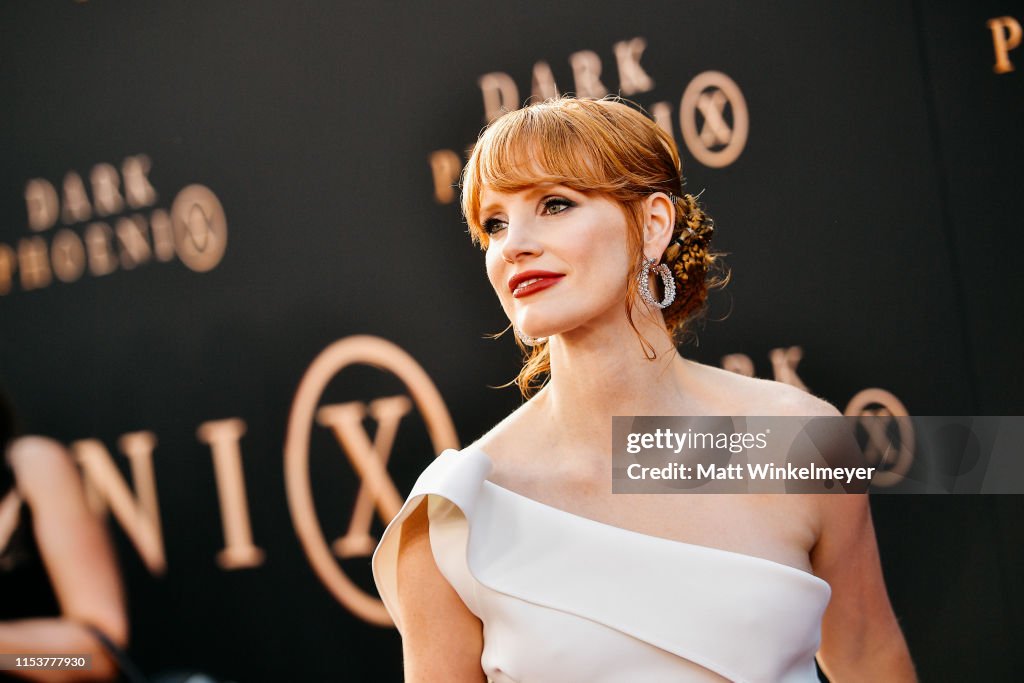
{"left": 516, "top": 312, "right": 564, "bottom": 339}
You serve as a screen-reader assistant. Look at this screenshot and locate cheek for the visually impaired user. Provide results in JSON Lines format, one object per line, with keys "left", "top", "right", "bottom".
{"left": 485, "top": 250, "right": 509, "bottom": 301}
{"left": 577, "top": 237, "right": 633, "bottom": 291}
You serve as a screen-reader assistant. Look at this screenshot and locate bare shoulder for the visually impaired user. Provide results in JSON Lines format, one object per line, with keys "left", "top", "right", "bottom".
{"left": 754, "top": 379, "right": 840, "bottom": 417}
{"left": 465, "top": 393, "right": 547, "bottom": 463}
{"left": 685, "top": 360, "right": 841, "bottom": 417}
{"left": 6, "top": 436, "right": 82, "bottom": 503}
{"left": 395, "top": 479, "right": 486, "bottom": 679}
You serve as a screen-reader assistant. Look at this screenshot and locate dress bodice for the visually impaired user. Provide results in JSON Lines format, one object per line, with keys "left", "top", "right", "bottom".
{"left": 372, "top": 448, "right": 831, "bottom": 683}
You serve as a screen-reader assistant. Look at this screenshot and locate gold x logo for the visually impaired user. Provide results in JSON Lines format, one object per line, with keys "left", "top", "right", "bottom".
{"left": 316, "top": 396, "right": 411, "bottom": 558}
{"left": 696, "top": 90, "right": 732, "bottom": 148}
{"left": 844, "top": 389, "right": 915, "bottom": 487}
{"left": 284, "top": 335, "right": 458, "bottom": 626}
{"left": 680, "top": 71, "right": 749, "bottom": 168}
{"left": 170, "top": 184, "right": 227, "bottom": 272}
{"left": 860, "top": 408, "right": 899, "bottom": 467}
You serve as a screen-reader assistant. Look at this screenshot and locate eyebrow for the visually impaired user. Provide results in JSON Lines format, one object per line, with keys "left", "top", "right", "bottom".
{"left": 478, "top": 201, "right": 504, "bottom": 219}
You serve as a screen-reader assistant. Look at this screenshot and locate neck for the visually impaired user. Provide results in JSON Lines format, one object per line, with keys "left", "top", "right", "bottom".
{"left": 534, "top": 309, "right": 690, "bottom": 459}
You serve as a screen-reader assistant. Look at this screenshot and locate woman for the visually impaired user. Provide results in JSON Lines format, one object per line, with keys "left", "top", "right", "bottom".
{"left": 373, "top": 97, "right": 915, "bottom": 682}
{"left": 0, "top": 395, "right": 128, "bottom": 682}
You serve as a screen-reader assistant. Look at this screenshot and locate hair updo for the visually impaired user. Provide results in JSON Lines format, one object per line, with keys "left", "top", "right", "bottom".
{"left": 461, "top": 96, "right": 727, "bottom": 396}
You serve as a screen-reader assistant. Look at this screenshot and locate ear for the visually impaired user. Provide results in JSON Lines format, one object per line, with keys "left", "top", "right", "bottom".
{"left": 641, "top": 192, "right": 675, "bottom": 260}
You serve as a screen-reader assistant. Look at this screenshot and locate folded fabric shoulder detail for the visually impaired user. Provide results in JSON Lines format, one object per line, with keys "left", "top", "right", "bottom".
{"left": 375, "top": 448, "right": 830, "bottom": 683}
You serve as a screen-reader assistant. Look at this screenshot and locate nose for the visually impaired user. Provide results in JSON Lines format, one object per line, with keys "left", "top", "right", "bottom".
{"left": 500, "top": 218, "right": 543, "bottom": 264}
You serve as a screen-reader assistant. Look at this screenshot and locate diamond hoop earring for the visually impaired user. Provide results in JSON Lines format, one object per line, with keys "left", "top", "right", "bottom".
{"left": 515, "top": 328, "right": 548, "bottom": 346}
{"left": 637, "top": 256, "right": 676, "bottom": 309}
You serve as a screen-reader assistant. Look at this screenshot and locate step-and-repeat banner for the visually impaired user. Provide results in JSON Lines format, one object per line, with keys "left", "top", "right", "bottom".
{"left": 1, "top": 1, "right": 1021, "bottom": 680}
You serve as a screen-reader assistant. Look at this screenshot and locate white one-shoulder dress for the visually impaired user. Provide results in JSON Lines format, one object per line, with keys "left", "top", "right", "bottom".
{"left": 372, "top": 448, "right": 831, "bottom": 683}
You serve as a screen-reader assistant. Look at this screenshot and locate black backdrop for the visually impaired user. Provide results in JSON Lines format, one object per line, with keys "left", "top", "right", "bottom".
{"left": 1, "top": 1, "right": 1021, "bottom": 680}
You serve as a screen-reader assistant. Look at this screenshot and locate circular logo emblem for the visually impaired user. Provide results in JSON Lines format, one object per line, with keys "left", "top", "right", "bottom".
{"left": 679, "top": 71, "right": 750, "bottom": 168}
{"left": 170, "top": 184, "right": 227, "bottom": 272}
{"left": 844, "top": 389, "right": 915, "bottom": 487}
{"left": 284, "top": 335, "right": 458, "bottom": 626}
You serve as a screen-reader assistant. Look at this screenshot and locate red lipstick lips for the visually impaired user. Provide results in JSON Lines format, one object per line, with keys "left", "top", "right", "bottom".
{"left": 508, "top": 270, "right": 564, "bottom": 298}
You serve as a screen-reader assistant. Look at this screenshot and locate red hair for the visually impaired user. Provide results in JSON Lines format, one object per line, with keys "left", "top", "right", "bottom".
{"left": 461, "top": 97, "right": 725, "bottom": 396}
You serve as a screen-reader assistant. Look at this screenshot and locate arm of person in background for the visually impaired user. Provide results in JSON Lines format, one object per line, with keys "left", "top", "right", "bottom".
{"left": 812, "top": 493, "right": 917, "bottom": 681}
{"left": 395, "top": 502, "right": 486, "bottom": 683}
{"left": 0, "top": 437, "right": 127, "bottom": 682}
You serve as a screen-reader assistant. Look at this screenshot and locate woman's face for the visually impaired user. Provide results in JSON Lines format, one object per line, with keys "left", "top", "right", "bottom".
{"left": 479, "top": 182, "right": 635, "bottom": 341}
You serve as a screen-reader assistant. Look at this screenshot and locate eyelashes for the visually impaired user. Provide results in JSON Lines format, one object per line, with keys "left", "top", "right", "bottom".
{"left": 482, "top": 196, "right": 576, "bottom": 235}
{"left": 541, "top": 197, "right": 575, "bottom": 215}
{"left": 482, "top": 217, "right": 507, "bottom": 235}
